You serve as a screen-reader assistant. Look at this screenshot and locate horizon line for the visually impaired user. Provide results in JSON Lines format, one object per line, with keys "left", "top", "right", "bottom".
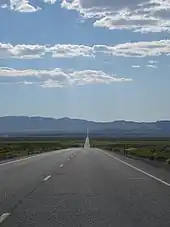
{"left": 0, "top": 115, "right": 170, "bottom": 123}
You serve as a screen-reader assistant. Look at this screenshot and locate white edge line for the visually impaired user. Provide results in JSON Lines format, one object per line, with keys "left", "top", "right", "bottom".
{"left": 0, "top": 153, "right": 44, "bottom": 166}
{"left": 0, "top": 149, "right": 66, "bottom": 167}
{"left": 0, "top": 213, "right": 10, "bottom": 224}
{"left": 104, "top": 152, "right": 170, "bottom": 187}
{"left": 0, "top": 156, "right": 33, "bottom": 166}
{"left": 43, "top": 175, "right": 51, "bottom": 182}
{"left": 60, "top": 164, "right": 64, "bottom": 168}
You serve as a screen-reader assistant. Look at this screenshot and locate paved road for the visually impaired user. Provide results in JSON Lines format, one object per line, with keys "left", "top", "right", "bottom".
{"left": 0, "top": 148, "right": 170, "bottom": 226}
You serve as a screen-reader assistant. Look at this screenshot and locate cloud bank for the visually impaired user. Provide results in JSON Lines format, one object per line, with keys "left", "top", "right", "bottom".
{"left": 2, "top": 0, "right": 170, "bottom": 33}
{"left": 1, "top": 40, "right": 170, "bottom": 59}
{"left": 61, "top": 0, "right": 170, "bottom": 33}
{"left": 0, "top": 67, "right": 132, "bottom": 88}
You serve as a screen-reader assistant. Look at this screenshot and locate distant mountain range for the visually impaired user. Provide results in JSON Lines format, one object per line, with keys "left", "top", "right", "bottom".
{"left": 0, "top": 116, "right": 170, "bottom": 137}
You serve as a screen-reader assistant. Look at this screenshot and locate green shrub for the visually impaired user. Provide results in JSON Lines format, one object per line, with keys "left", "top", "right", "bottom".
{"left": 166, "top": 159, "right": 170, "bottom": 164}
{"left": 155, "top": 156, "right": 166, "bottom": 161}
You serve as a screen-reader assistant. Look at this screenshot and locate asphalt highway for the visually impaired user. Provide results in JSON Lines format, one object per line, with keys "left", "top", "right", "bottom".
{"left": 0, "top": 148, "right": 170, "bottom": 226}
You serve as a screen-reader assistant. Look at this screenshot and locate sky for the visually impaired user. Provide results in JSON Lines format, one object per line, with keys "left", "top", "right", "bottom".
{"left": 0, "top": 0, "right": 170, "bottom": 122}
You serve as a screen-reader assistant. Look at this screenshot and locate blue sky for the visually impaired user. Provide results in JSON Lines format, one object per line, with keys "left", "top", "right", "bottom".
{"left": 0, "top": 0, "right": 170, "bottom": 122}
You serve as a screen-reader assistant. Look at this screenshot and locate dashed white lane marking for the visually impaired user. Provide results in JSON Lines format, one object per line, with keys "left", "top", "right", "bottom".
{"left": 60, "top": 164, "right": 64, "bottom": 168}
{"left": 68, "top": 158, "right": 70, "bottom": 161}
{"left": 104, "top": 152, "right": 170, "bottom": 187}
{"left": 0, "top": 213, "right": 10, "bottom": 224}
{"left": 43, "top": 175, "right": 51, "bottom": 182}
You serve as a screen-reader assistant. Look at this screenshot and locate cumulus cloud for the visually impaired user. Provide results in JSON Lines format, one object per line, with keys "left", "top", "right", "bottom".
{"left": 49, "top": 44, "right": 94, "bottom": 58}
{"left": 146, "top": 64, "right": 157, "bottom": 68}
{"left": 99, "top": 40, "right": 170, "bottom": 57}
{"left": 148, "top": 60, "right": 158, "bottom": 64}
{"left": 1, "top": 40, "right": 170, "bottom": 59}
{"left": 0, "top": 0, "right": 57, "bottom": 12}
{"left": 0, "top": 43, "right": 94, "bottom": 59}
{"left": 2, "top": 0, "right": 170, "bottom": 31}
{"left": 132, "top": 65, "right": 140, "bottom": 68}
{"left": 61, "top": 0, "right": 170, "bottom": 32}
{"left": 0, "top": 67, "right": 132, "bottom": 87}
{"left": 9, "top": 0, "right": 41, "bottom": 12}
{"left": 1, "top": 4, "right": 8, "bottom": 9}
{"left": 44, "top": 0, "right": 56, "bottom": 4}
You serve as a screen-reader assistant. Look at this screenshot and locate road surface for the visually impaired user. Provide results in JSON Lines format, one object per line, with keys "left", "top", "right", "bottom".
{"left": 0, "top": 148, "right": 170, "bottom": 226}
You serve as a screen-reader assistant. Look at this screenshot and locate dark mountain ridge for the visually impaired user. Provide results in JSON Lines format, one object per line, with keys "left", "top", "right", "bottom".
{"left": 0, "top": 116, "right": 170, "bottom": 137}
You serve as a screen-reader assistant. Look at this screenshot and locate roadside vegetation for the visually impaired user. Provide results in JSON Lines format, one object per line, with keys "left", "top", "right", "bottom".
{"left": 0, "top": 138, "right": 84, "bottom": 161}
{"left": 0, "top": 137, "right": 170, "bottom": 164}
{"left": 91, "top": 138, "right": 170, "bottom": 164}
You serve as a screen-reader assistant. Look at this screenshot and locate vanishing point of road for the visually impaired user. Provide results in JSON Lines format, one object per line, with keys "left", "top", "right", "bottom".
{"left": 0, "top": 147, "right": 170, "bottom": 226}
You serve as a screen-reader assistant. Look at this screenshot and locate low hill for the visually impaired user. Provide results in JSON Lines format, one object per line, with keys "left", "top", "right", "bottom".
{"left": 0, "top": 116, "right": 170, "bottom": 137}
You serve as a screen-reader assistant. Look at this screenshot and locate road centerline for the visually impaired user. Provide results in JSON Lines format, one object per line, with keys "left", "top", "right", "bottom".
{"left": 43, "top": 175, "right": 51, "bottom": 182}
{"left": 0, "top": 213, "right": 10, "bottom": 224}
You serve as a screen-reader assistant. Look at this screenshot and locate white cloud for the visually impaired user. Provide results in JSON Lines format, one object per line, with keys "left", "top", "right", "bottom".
{"left": 1, "top": 4, "right": 8, "bottom": 9}
{"left": 49, "top": 44, "right": 94, "bottom": 58}
{"left": 62, "top": 0, "right": 148, "bottom": 11}
{"left": 61, "top": 0, "right": 170, "bottom": 32}
{"left": 99, "top": 40, "right": 170, "bottom": 57}
{"left": 0, "top": 43, "right": 93, "bottom": 59}
{"left": 1, "top": 40, "right": 170, "bottom": 59}
{"left": 22, "top": 81, "right": 34, "bottom": 85}
{"left": 44, "top": 0, "right": 56, "bottom": 4}
{"left": 10, "top": 0, "right": 41, "bottom": 12}
{"left": 148, "top": 60, "right": 158, "bottom": 64}
{"left": 146, "top": 64, "right": 157, "bottom": 68}
{"left": 0, "top": 0, "right": 57, "bottom": 12}
{"left": 132, "top": 65, "right": 140, "bottom": 68}
{"left": 0, "top": 67, "right": 132, "bottom": 87}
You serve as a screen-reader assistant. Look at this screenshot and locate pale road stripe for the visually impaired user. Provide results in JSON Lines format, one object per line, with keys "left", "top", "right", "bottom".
{"left": 0, "top": 150, "right": 65, "bottom": 167}
{"left": 0, "top": 213, "right": 10, "bottom": 224}
{"left": 103, "top": 152, "right": 170, "bottom": 187}
{"left": 129, "top": 177, "right": 145, "bottom": 180}
{"left": 0, "top": 156, "right": 39, "bottom": 166}
{"left": 60, "top": 164, "right": 64, "bottom": 168}
{"left": 68, "top": 158, "right": 70, "bottom": 161}
{"left": 43, "top": 175, "right": 51, "bottom": 182}
{"left": 0, "top": 152, "right": 50, "bottom": 166}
